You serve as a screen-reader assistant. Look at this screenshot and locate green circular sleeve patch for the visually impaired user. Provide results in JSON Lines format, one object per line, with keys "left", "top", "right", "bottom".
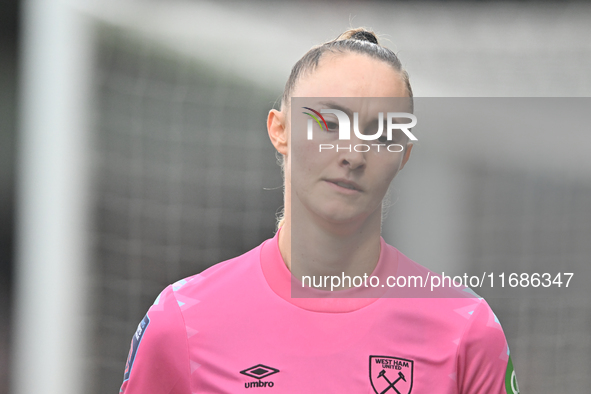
{"left": 505, "top": 355, "right": 520, "bottom": 394}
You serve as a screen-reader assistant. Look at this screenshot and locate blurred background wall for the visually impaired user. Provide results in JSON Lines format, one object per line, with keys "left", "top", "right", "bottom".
{"left": 3, "top": 1, "right": 591, "bottom": 394}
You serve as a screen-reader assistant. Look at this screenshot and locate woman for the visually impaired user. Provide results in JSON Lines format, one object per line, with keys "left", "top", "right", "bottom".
{"left": 120, "top": 28, "right": 518, "bottom": 394}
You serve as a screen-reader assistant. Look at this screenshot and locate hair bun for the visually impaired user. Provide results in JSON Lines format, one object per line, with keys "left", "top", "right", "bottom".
{"left": 350, "top": 30, "right": 379, "bottom": 44}
{"left": 337, "top": 28, "right": 379, "bottom": 45}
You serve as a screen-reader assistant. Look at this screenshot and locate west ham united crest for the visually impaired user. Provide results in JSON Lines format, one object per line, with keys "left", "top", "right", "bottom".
{"left": 369, "top": 356, "right": 414, "bottom": 394}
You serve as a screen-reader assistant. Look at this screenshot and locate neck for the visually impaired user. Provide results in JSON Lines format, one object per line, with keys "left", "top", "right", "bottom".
{"left": 278, "top": 206, "right": 382, "bottom": 291}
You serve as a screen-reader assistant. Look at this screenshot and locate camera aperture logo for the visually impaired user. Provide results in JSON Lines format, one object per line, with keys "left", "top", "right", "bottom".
{"left": 302, "top": 107, "right": 417, "bottom": 153}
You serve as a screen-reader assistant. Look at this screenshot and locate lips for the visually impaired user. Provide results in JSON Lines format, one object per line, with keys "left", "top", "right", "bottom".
{"left": 325, "top": 178, "right": 362, "bottom": 192}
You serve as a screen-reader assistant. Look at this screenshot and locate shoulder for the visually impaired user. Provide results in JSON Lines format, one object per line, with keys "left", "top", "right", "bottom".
{"left": 120, "top": 285, "right": 192, "bottom": 393}
{"left": 151, "top": 241, "right": 272, "bottom": 326}
{"left": 456, "top": 298, "right": 516, "bottom": 394}
{"left": 170, "top": 242, "right": 264, "bottom": 299}
{"left": 394, "top": 247, "right": 514, "bottom": 393}
{"left": 387, "top": 244, "right": 481, "bottom": 299}
{"left": 120, "top": 242, "right": 266, "bottom": 393}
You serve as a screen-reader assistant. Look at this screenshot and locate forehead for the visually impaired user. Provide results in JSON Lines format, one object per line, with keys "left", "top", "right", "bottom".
{"left": 292, "top": 52, "right": 407, "bottom": 98}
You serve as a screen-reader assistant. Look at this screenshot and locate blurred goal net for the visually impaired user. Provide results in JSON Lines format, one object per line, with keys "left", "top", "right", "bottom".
{"left": 89, "top": 24, "right": 283, "bottom": 393}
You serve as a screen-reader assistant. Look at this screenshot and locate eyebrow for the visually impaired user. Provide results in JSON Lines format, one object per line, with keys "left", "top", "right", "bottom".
{"left": 318, "top": 101, "right": 355, "bottom": 117}
{"left": 318, "top": 100, "right": 390, "bottom": 129}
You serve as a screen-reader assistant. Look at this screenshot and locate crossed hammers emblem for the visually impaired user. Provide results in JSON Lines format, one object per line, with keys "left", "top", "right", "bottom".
{"left": 377, "top": 370, "right": 406, "bottom": 394}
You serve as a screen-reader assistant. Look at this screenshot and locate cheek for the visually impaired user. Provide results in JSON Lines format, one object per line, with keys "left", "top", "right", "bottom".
{"left": 290, "top": 139, "right": 331, "bottom": 180}
{"left": 371, "top": 154, "right": 404, "bottom": 189}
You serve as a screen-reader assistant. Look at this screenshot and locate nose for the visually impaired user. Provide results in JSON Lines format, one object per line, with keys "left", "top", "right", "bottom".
{"left": 339, "top": 145, "right": 366, "bottom": 170}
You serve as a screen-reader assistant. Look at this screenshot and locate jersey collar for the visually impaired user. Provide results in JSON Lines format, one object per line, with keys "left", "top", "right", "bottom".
{"left": 259, "top": 228, "right": 398, "bottom": 313}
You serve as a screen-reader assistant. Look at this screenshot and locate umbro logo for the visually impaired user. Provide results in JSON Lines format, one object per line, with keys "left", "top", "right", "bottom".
{"left": 240, "top": 364, "right": 279, "bottom": 389}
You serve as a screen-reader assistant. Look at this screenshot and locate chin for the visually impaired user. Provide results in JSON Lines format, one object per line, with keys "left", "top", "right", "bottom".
{"left": 318, "top": 207, "right": 371, "bottom": 226}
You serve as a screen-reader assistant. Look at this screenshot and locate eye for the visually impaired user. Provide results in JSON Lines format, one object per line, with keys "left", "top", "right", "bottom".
{"left": 326, "top": 121, "right": 339, "bottom": 132}
{"left": 377, "top": 135, "right": 390, "bottom": 144}
{"left": 377, "top": 130, "right": 409, "bottom": 145}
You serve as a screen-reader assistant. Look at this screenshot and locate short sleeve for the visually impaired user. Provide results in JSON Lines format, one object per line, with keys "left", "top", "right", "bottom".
{"left": 120, "top": 286, "right": 192, "bottom": 394}
{"left": 457, "top": 300, "right": 520, "bottom": 394}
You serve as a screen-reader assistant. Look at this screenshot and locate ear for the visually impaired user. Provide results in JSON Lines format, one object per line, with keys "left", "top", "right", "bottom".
{"left": 399, "top": 142, "right": 413, "bottom": 170}
{"left": 267, "top": 109, "right": 288, "bottom": 156}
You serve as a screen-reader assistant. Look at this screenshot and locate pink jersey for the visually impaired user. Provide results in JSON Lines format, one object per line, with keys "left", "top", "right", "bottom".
{"left": 120, "top": 231, "right": 518, "bottom": 393}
